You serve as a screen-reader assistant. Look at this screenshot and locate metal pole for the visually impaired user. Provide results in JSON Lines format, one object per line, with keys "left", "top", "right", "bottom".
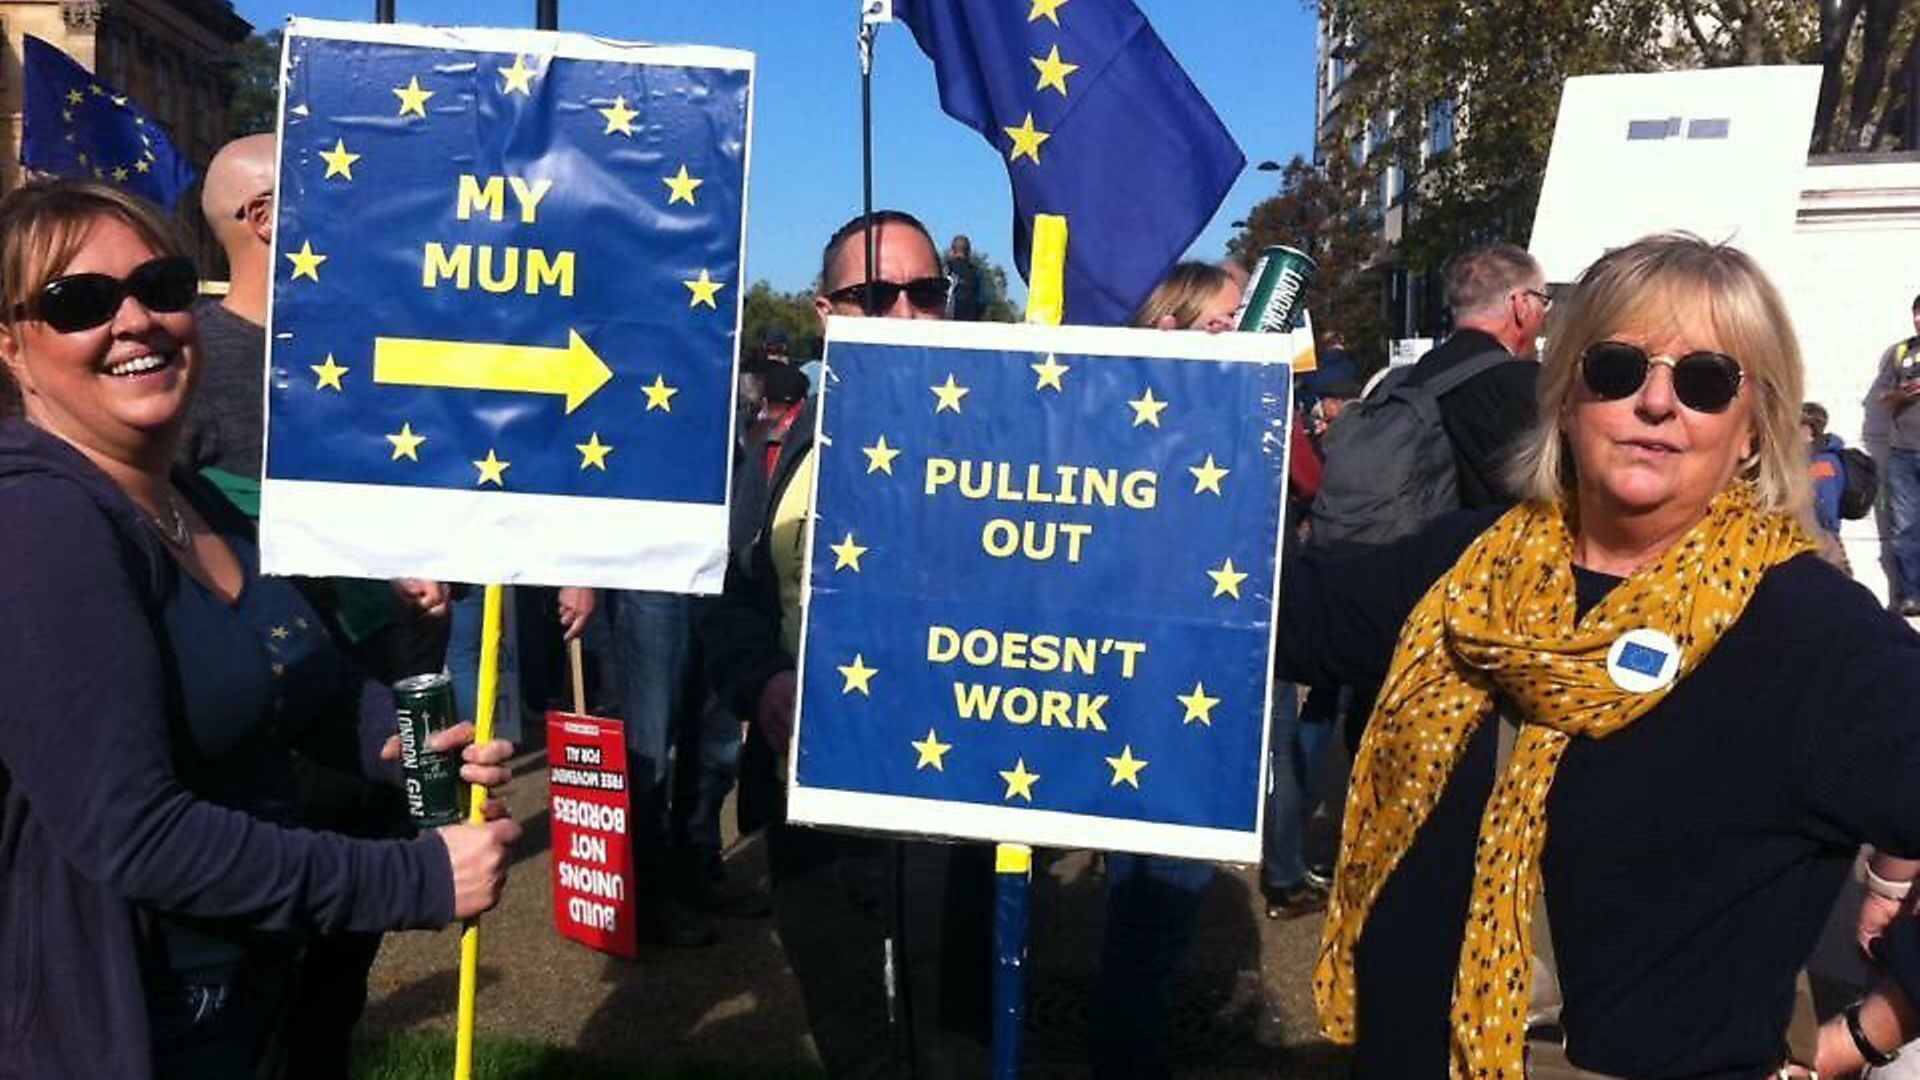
{"left": 375, "top": 0, "right": 394, "bottom": 22}
{"left": 536, "top": 0, "right": 558, "bottom": 30}
{"left": 858, "top": 17, "right": 880, "bottom": 315}
{"left": 990, "top": 845, "right": 1034, "bottom": 1080}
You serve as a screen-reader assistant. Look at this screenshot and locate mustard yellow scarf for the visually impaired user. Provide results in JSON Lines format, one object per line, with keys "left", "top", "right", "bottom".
{"left": 1312, "top": 483, "right": 1814, "bottom": 1078}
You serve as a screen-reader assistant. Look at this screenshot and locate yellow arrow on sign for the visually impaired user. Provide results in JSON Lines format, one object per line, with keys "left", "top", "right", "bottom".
{"left": 372, "top": 330, "right": 613, "bottom": 414}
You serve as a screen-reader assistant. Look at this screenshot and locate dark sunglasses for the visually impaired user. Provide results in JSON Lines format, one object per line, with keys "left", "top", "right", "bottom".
{"left": 1580, "top": 340, "right": 1744, "bottom": 414}
{"left": 825, "top": 276, "right": 950, "bottom": 312}
{"left": 12, "top": 256, "right": 198, "bottom": 333}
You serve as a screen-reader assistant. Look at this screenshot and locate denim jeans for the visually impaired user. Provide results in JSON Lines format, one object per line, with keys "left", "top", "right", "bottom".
{"left": 146, "top": 952, "right": 298, "bottom": 1080}
{"left": 445, "top": 586, "right": 522, "bottom": 742}
{"left": 606, "top": 590, "right": 693, "bottom": 893}
{"left": 1886, "top": 447, "right": 1920, "bottom": 604}
{"left": 672, "top": 689, "right": 744, "bottom": 865}
{"left": 1091, "top": 853, "right": 1216, "bottom": 1079}
{"left": 1262, "top": 682, "right": 1332, "bottom": 892}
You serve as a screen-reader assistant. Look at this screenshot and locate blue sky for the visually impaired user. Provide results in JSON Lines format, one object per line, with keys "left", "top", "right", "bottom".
{"left": 230, "top": 1, "right": 1318, "bottom": 300}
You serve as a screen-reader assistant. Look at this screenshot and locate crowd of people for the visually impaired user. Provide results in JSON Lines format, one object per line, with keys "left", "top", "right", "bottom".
{"left": 12, "top": 123, "right": 1920, "bottom": 1080}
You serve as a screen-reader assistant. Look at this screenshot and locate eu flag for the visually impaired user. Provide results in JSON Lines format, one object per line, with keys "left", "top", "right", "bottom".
{"left": 21, "top": 36, "right": 196, "bottom": 209}
{"left": 893, "top": 0, "right": 1244, "bottom": 327}
{"left": 788, "top": 318, "right": 1293, "bottom": 862}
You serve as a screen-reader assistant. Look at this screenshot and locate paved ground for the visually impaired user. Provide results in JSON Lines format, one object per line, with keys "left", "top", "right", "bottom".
{"left": 358, "top": 748, "right": 1349, "bottom": 1078}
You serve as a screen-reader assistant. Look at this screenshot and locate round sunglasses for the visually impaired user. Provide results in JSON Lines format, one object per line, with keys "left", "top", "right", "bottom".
{"left": 11, "top": 255, "right": 199, "bottom": 333}
{"left": 1580, "top": 340, "right": 1744, "bottom": 414}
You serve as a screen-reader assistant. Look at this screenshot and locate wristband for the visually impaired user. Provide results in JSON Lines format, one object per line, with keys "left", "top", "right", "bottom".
{"left": 1844, "top": 1000, "right": 1901, "bottom": 1067}
{"left": 1866, "top": 865, "right": 1915, "bottom": 901}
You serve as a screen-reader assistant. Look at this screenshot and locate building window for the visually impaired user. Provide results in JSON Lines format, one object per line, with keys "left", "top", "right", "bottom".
{"left": 154, "top": 54, "right": 174, "bottom": 124}
{"left": 1426, "top": 98, "right": 1456, "bottom": 157}
{"left": 102, "top": 30, "right": 127, "bottom": 89}
{"left": 192, "top": 70, "right": 213, "bottom": 145}
{"left": 1627, "top": 117, "right": 1683, "bottom": 140}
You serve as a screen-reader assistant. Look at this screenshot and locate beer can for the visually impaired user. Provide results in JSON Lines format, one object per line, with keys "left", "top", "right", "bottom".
{"left": 1235, "top": 245, "right": 1319, "bottom": 333}
{"left": 393, "top": 672, "right": 464, "bottom": 828}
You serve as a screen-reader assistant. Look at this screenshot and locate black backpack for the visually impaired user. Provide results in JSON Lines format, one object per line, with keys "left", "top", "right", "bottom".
{"left": 1307, "top": 350, "right": 1512, "bottom": 549}
{"left": 1839, "top": 447, "right": 1879, "bottom": 520}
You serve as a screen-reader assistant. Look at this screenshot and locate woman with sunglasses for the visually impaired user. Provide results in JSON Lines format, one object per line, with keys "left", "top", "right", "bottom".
{"left": 0, "top": 179, "right": 522, "bottom": 1079}
{"left": 1277, "top": 233, "right": 1920, "bottom": 1077}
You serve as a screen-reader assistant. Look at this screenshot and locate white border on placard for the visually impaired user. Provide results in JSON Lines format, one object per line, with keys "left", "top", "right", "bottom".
{"left": 788, "top": 787, "right": 1261, "bottom": 864}
{"left": 260, "top": 479, "right": 727, "bottom": 592}
{"left": 786, "top": 317, "right": 1295, "bottom": 863}
{"left": 285, "top": 16, "right": 755, "bottom": 71}
{"left": 824, "top": 313, "right": 1293, "bottom": 364}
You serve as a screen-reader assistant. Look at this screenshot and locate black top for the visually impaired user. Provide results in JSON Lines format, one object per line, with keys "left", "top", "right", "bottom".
{"left": 0, "top": 420, "right": 453, "bottom": 1079}
{"left": 1279, "top": 511, "right": 1920, "bottom": 1079}
{"left": 1400, "top": 329, "right": 1538, "bottom": 508}
{"left": 150, "top": 488, "right": 367, "bottom": 972}
{"left": 177, "top": 297, "right": 266, "bottom": 478}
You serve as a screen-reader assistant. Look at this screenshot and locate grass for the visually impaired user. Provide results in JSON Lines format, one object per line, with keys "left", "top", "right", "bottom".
{"left": 350, "top": 1032, "right": 825, "bottom": 1080}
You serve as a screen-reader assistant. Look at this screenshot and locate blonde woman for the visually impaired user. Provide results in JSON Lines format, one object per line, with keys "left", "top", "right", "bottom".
{"left": 1278, "top": 234, "right": 1920, "bottom": 1077}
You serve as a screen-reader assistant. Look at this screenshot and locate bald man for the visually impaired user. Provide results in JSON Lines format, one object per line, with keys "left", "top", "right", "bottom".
{"left": 178, "top": 132, "right": 276, "bottom": 477}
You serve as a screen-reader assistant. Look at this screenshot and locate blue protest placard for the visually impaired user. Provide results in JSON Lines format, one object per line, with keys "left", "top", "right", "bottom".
{"left": 789, "top": 319, "right": 1294, "bottom": 861}
{"left": 259, "top": 19, "right": 751, "bottom": 591}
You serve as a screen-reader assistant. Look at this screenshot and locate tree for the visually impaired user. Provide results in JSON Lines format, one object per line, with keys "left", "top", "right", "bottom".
{"left": 227, "top": 31, "right": 282, "bottom": 137}
{"left": 741, "top": 280, "right": 822, "bottom": 360}
{"left": 1229, "top": 154, "right": 1389, "bottom": 371}
{"left": 973, "top": 249, "right": 1019, "bottom": 322}
{"left": 1317, "top": 1, "right": 1859, "bottom": 288}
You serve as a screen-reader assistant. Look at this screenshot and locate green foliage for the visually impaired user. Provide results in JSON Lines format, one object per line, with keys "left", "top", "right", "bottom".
{"left": 1228, "top": 154, "right": 1388, "bottom": 371}
{"left": 227, "top": 31, "right": 282, "bottom": 137}
{"left": 350, "top": 1032, "right": 824, "bottom": 1080}
{"left": 741, "top": 280, "right": 822, "bottom": 360}
{"left": 1322, "top": 0, "right": 1823, "bottom": 276}
{"left": 972, "top": 250, "right": 1019, "bottom": 322}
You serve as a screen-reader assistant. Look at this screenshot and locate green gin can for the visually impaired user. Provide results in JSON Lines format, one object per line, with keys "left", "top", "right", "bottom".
{"left": 393, "top": 672, "right": 463, "bottom": 828}
{"left": 1235, "top": 245, "right": 1319, "bottom": 333}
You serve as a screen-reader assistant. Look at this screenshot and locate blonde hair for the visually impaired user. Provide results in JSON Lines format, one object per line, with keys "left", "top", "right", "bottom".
{"left": 1506, "top": 233, "right": 1808, "bottom": 519}
{"left": 1129, "top": 261, "right": 1236, "bottom": 330}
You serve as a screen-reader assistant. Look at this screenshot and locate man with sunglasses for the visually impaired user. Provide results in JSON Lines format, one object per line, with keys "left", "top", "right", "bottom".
{"left": 1866, "top": 293, "right": 1920, "bottom": 615}
{"left": 702, "top": 210, "right": 992, "bottom": 1079}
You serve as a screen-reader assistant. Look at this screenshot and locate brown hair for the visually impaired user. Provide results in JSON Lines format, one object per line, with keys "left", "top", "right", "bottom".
{"left": 1506, "top": 233, "right": 1809, "bottom": 518}
{"left": 0, "top": 181, "right": 189, "bottom": 401}
{"left": 0, "top": 180, "right": 188, "bottom": 330}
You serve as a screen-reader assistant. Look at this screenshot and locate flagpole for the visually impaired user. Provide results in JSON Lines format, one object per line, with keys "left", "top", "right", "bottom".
{"left": 857, "top": 5, "right": 884, "bottom": 315}
{"left": 986, "top": 213, "right": 1071, "bottom": 1080}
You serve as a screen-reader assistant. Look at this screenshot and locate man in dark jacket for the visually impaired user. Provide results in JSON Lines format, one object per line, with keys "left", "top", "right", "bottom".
{"left": 1402, "top": 242, "right": 1549, "bottom": 509}
{"left": 1322, "top": 244, "right": 1548, "bottom": 763}
{"left": 700, "top": 210, "right": 992, "bottom": 1079}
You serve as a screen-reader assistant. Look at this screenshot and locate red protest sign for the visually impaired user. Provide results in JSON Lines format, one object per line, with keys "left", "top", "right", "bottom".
{"left": 546, "top": 712, "right": 637, "bottom": 959}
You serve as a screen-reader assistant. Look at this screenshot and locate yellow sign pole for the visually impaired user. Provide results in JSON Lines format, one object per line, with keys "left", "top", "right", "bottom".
{"left": 1024, "top": 214, "right": 1068, "bottom": 329}
{"left": 452, "top": 582, "right": 505, "bottom": 1080}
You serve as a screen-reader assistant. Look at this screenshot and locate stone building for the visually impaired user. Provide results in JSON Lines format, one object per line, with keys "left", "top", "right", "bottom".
{"left": 0, "top": 0, "right": 252, "bottom": 235}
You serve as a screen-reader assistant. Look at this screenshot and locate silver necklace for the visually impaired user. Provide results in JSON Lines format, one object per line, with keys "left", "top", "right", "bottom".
{"left": 146, "top": 493, "right": 191, "bottom": 551}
